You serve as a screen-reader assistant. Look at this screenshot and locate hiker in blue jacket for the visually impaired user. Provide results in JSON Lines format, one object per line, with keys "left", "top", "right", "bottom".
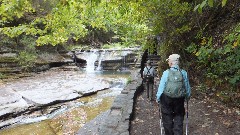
{"left": 156, "top": 54, "right": 191, "bottom": 135}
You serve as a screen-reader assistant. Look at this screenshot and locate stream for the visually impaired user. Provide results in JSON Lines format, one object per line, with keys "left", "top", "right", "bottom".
{"left": 0, "top": 66, "right": 131, "bottom": 135}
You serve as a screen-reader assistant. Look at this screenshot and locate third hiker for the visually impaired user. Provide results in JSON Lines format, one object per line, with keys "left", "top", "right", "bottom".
{"left": 143, "top": 60, "right": 156, "bottom": 101}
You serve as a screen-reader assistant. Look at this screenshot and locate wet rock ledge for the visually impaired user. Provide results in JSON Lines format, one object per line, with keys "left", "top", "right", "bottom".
{"left": 77, "top": 70, "right": 143, "bottom": 135}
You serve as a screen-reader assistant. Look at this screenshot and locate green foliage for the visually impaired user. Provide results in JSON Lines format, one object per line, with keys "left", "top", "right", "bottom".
{"left": 17, "top": 36, "right": 37, "bottom": 71}
{"left": 194, "top": 0, "right": 207, "bottom": 13}
{"left": 126, "top": 76, "right": 132, "bottom": 85}
{"left": 186, "top": 24, "right": 240, "bottom": 86}
{"left": 222, "top": 0, "right": 228, "bottom": 7}
{"left": 148, "top": 0, "right": 192, "bottom": 55}
{"left": 0, "top": 0, "right": 150, "bottom": 47}
{"left": 0, "top": 73, "right": 6, "bottom": 79}
{"left": 0, "top": 35, "right": 16, "bottom": 46}
{"left": 102, "top": 43, "right": 122, "bottom": 49}
{"left": 147, "top": 0, "right": 239, "bottom": 104}
{"left": 17, "top": 51, "right": 37, "bottom": 71}
{"left": 194, "top": 0, "right": 228, "bottom": 13}
{"left": 0, "top": 0, "right": 34, "bottom": 24}
{"left": 20, "top": 36, "right": 36, "bottom": 51}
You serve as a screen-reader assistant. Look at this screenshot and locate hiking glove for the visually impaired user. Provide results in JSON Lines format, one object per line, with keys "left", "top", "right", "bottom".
{"left": 156, "top": 99, "right": 160, "bottom": 104}
{"left": 185, "top": 96, "right": 190, "bottom": 102}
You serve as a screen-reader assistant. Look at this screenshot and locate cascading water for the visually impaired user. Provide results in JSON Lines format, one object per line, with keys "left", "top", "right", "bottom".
{"left": 121, "top": 50, "right": 131, "bottom": 70}
{"left": 81, "top": 49, "right": 99, "bottom": 73}
{"left": 74, "top": 48, "right": 136, "bottom": 72}
{"left": 88, "top": 50, "right": 98, "bottom": 73}
{"left": 96, "top": 50, "right": 105, "bottom": 71}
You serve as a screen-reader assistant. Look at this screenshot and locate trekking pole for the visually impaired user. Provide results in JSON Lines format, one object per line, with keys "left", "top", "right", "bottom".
{"left": 186, "top": 101, "right": 189, "bottom": 135}
{"left": 158, "top": 103, "right": 164, "bottom": 135}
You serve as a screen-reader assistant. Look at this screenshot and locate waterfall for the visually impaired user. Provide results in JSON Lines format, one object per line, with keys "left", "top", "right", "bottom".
{"left": 121, "top": 50, "right": 131, "bottom": 70}
{"left": 74, "top": 48, "right": 137, "bottom": 71}
{"left": 84, "top": 49, "right": 98, "bottom": 73}
{"left": 121, "top": 55, "right": 126, "bottom": 70}
{"left": 96, "top": 50, "right": 105, "bottom": 71}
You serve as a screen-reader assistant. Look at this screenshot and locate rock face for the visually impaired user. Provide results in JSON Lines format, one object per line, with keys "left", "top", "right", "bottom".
{"left": 0, "top": 51, "right": 73, "bottom": 80}
{"left": 0, "top": 53, "right": 21, "bottom": 77}
{"left": 0, "top": 47, "right": 141, "bottom": 79}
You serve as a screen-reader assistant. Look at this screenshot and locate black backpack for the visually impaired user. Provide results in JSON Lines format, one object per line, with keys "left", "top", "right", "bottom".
{"left": 144, "top": 67, "right": 154, "bottom": 83}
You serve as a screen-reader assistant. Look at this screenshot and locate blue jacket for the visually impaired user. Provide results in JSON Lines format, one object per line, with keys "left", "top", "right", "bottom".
{"left": 156, "top": 66, "right": 191, "bottom": 101}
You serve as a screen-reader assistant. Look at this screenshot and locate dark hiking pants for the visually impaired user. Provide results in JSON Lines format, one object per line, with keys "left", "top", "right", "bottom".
{"left": 144, "top": 81, "right": 154, "bottom": 99}
{"left": 160, "top": 94, "right": 185, "bottom": 135}
{"left": 143, "top": 77, "right": 154, "bottom": 100}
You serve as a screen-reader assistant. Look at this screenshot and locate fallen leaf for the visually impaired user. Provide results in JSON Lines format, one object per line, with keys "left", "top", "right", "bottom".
{"left": 236, "top": 110, "right": 240, "bottom": 115}
{"left": 223, "top": 110, "right": 227, "bottom": 114}
{"left": 228, "top": 109, "right": 232, "bottom": 114}
{"left": 201, "top": 123, "right": 209, "bottom": 127}
{"left": 213, "top": 109, "right": 219, "bottom": 113}
{"left": 223, "top": 120, "right": 231, "bottom": 127}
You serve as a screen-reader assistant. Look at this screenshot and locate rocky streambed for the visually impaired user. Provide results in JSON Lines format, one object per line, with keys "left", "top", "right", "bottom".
{"left": 0, "top": 65, "right": 130, "bottom": 135}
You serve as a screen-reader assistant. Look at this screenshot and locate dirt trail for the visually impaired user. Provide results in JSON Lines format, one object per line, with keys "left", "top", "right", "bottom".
{"left": 130, "top": 79, "right": 240, "bottom": 135}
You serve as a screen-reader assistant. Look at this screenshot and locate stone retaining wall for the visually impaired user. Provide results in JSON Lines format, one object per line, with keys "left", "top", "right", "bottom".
{"left": 77, "top": 70, "right": 143, "bottom": 135}
{"left": 98, "top": 70, "right": 142, "bottom": 135}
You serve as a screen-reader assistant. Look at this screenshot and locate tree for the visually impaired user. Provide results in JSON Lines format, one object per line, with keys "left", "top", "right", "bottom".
{"left": 0, "top": 0, "right": 151, "bottom": 46}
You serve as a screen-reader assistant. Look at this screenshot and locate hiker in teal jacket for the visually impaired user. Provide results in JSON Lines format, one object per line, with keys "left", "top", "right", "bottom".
{"left": 156, "top": 54, "right": 191, "bottom": 135}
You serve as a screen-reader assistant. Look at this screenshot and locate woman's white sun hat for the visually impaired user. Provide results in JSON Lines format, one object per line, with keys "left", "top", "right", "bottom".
{"left": 166, "top": 54, "right": 180, "bottom": 66}
{"left": 166, "top": 54, "right": 180, "bottom": 62}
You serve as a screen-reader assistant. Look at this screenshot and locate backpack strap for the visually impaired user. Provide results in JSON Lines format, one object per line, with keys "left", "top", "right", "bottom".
{"left": 178, "top": 69, "right": 184, "bottom": 82}
{"left": 177, "top": 68, "right": 187, "bottom": 94}
{"left": 146, "top": 66, "right": 152, "bottom": 76}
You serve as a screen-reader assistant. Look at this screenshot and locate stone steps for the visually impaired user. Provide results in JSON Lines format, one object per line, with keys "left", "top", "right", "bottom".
{"left": 146, "top": 54, "right": 161, "bottom": 68}
{"left": 128, "top": 62, "right": 141, "bottom": 68}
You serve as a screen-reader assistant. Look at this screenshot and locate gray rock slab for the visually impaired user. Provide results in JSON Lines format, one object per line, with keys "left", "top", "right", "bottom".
{"left": 0, "top": 70, "right": 110, "bottom": 118}
{"left": 0, "top": 89, "right": 30, "bottom": 116}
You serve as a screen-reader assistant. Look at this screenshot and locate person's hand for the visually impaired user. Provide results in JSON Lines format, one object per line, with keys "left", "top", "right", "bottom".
{"left": 156, "top": 99, "right": 160, "bottom": 104}
{"left": 185, "top": 96, "right": 190, "bottom": 102}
